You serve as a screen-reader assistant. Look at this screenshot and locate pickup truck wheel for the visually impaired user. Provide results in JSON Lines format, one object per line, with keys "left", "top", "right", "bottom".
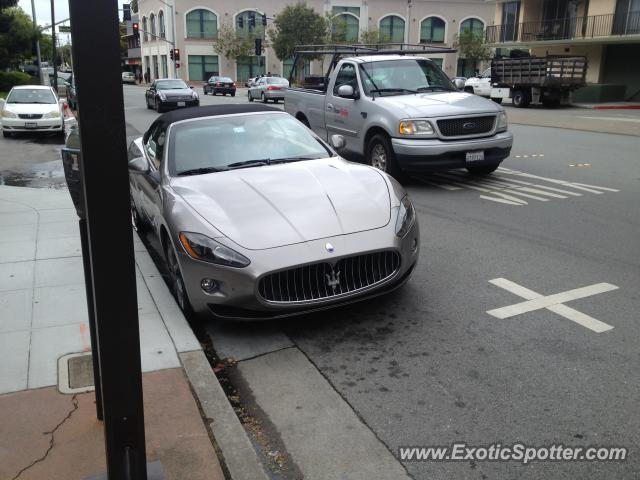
{"left": 467, "top": 164, "right": 499, "bottom": 175}
{"left": 512, "top": 90, "right": 531, "bottom": 108}
{"left": 367, "top": 134, "right": 407, "bottom": 182}
{"left": 464, "top": 86, "right": 474, "bottom": 94}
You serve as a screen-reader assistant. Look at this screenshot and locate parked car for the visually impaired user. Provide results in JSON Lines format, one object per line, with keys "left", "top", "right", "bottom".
{"left": 285, "top": 48, "right": 513, "bottom": 180}
{"left": 54, "top": 77, "right": 71, "bottom": 97}
{"left": 1, "top": 85, "right": 65, "bottom": 138}
{"left": 128, "top": 104, "right": 419, "bottom": 319}
{"left": 122, "top": 71, "right": 136, "bottom": 84}
{"left": 67, "top": 76, "right": 78, "bottom": 110}
{"left": 145, "top": 79, "right": 199, "bottom": 113}
{"left": 203, "top": 76, "right": 236, "bottom": 96}
{"left": 248, "top": 77, "right": 290, "bottom": 103}
{"left": 246, "top": 77, "right": 257, "bottom": 88}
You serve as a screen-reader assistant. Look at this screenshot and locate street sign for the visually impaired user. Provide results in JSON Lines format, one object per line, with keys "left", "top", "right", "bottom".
{"left": 59, "top": 25, "right": 71, "bottom": 33}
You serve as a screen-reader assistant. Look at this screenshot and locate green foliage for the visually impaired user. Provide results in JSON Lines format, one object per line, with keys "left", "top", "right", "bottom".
{"left": 359, "top": 28, "right": 391, "bottom": 45}
{"left": 0, "top": 7, "right": 39, "bottom": 69}
{"left": 0, "top": 71, "right": 32, "bottom": 91}
{"left": 268, "top": 3, "right": 327, "bottom": 61}
{"left": 455, "top": 30, "right": 492, "bottom": 64}
{"left": 213, "top": 24, "right": 257, "bottom": 61}
{"left": 130, "top": 0, "right": 138, "bottom": 14}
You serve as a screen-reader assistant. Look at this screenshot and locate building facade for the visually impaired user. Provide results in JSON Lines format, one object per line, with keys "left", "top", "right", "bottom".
{"left": 137, "top": 0, "right": 496, "bottom": 84}
{"left": 486, "top": 0, "right": 640, "bottom": 100}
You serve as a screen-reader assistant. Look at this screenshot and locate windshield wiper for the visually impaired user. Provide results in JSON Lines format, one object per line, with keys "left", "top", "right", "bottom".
{"left": 369, "top": 88, "right": 417, "bottom": 96}
{"left": 227, "top": 159, "right": 271, "bottom": 170}
{"left": 417, "top": 86, "right": 456, "bottom": 92}
{"left": 178, "top": 166, "right": 224, "bottom": 176}
{"left": 270, "top": 156, "right": 322, "bottom": 164}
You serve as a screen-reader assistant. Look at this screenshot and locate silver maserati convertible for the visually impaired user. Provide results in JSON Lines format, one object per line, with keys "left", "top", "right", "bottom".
{"left": 128, "top": 105, "right": 420, "bottom": 319}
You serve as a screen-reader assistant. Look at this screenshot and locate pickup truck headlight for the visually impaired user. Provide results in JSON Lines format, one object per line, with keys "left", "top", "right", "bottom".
{"left": 399, "top": 120, "right": 434, "bottom": 136}
{"left": 1, "top": 109, "right": 17, "bottom": 118}
{"left": 395, "top": 195, "right": 416, "bottom": 237}
{"left": 496, "top": 111, "right": 508, "bottom": 132}
{"left": 179, "top": 232, "right": 250, "bottom": 268}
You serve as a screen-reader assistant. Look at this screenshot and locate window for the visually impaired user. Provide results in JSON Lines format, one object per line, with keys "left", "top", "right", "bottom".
{"left": 237, "top": 56, "right": 264, "bottom": 83}
{"left": 333, "top": 63, "right": 358, "bottom": 95}
{"left": 501, "top": 2, "right": 520, "bottom": 42}
{"left": 359, "top": 59, "right": 453, "bottom": 97}
{"left": 431, "top": 58, "right": 444, "bottom": 69}
{"left": 159, "top": 10, "right": 165, "bottom": 38}
{"left": 142, "top": 17, "right": 148, "bottom": 41}
{"left": 283, "top": 58, "right": 310, "bottom": 80}
{"left": 460, "top": 18, "right": 484, "bottom": 36}
{"left": 236, "top": 10, "right": 264, "bottom": 38}
{"left": 186, "top": 9, "right": 218, "bottom": 39}
{"left": 420, "top": 17, "right": 446, "bottom": 43}
{"left": 161, "top": 54, "right": 168, "bottom": 78}
{"left": 188, "top": 55, "right": 219, "bottom": 81}
{"left": 332, "top": 7, "right": 359, "bottom": 43}
{"left": 152, "top": 55, "right": 159, "bottom": 79}
{"left": 149, "top": 13, "right": 156, "bottom": 37}
{"left": 379, "top": 15, "right": 405, "bottom": 43}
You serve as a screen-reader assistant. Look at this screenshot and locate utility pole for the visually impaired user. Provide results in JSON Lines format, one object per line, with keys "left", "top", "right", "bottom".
{"left": 50, "top": 0, "right": 57, "bottom": 92}
{"left": 30, "top": 0, "right": 42, "bottom": 83}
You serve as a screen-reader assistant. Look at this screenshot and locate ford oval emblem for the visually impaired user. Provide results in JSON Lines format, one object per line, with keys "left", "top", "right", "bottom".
{"left": 325, "top": 242, "right": 335, "bottom": 253}
{"left": 463, "top": 122, "right": 477, "bottom": 130}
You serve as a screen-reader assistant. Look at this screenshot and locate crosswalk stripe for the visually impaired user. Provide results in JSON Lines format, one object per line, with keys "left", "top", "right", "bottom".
{"left": 497, "top": 169, "right": 617, "bottom": 194}
{"left": 491, "top": 176, "right": 583, "bottom": 196}
{"left": 436, "top": 173, "right": 550, "bottom": 202}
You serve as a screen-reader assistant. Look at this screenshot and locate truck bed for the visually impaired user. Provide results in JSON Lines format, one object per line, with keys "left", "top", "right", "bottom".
{"left": 491, "top": 56, "right": 587, "bottom": 88}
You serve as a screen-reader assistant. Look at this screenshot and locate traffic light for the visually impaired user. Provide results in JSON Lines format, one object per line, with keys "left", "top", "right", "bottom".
{"left": 248, "top": 12, "right": 256, "bottom": 29}
{"left": 173, "top": 49, "right": 180, "bottom": 62}
{"left": 262, "top": 14, "right": 267, "bottom": 26}
{"left": 132, "top": 22, "right": 139, "bottom": 38}
{"left": 169, "top": 49, "right": 174, "bottom": 61}
{"left": 237, "top": 16, "right": 244, "bottom": 29}
{"left": 254, "top": 38, "right": 262, "bottom": 56}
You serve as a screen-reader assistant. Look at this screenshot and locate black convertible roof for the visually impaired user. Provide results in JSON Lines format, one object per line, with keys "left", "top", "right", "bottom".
{"left": 143, "top": 104, "right": 281, "bottom": 142}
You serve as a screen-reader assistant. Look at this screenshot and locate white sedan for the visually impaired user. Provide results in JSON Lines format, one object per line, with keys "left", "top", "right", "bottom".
{"left": 1, "top": 85, "right": 65, "bottom": 138}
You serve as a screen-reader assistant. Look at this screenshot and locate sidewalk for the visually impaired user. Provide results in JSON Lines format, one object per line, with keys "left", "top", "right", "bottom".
{"left": 0, "top": 185, "right": 266, "bottom": 479}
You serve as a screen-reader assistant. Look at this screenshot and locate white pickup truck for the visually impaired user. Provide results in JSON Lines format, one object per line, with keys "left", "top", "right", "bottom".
{"left": 285, "top": 52, "right": 513, "bottom": 181}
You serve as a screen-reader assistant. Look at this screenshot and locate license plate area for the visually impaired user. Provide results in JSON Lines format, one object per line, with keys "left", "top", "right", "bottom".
{"left": 177, "top": 101, "right": 185, "bottom": 107}
{"left": 25, "top": 122, "right": 37, "bottom": 129}
{"left": 466, "top": 151, "right": 485, "bottom": 162}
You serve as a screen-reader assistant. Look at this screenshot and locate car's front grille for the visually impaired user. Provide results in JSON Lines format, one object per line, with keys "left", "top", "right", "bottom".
{"left": 437, "top": 116, "right": 495, "bottom": 137}
{"left": 18, "top": 114, "right": 43, "bottom": 119}
{"left": 258, "top": 250, "right": 401, "bottom": 303}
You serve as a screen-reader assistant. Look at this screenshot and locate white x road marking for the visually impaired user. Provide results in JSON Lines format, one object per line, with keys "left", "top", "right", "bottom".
{"left": 487, "top": 278, "right": 618, "bottom": 333}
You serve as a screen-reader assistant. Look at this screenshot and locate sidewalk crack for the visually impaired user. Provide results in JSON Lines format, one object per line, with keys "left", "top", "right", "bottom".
{"left": 11, "top": 394, "right": 79, "bottom": 480}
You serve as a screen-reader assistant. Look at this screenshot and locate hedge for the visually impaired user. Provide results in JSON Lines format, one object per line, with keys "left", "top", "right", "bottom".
{"left": 0, "top": 71, "right": 33, "bottom": 92}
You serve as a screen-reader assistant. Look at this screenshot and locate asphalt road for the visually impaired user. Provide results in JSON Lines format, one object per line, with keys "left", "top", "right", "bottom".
{"left": 3, "top": 85, "right": 638, "bottom": 479}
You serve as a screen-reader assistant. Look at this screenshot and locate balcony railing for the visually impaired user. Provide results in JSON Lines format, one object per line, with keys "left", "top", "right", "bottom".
{"left": 486, "top": 12, "right": 640, "bottom": 44}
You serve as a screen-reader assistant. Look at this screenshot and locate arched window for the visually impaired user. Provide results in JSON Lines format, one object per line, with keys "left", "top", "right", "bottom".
{"left": 186, "top": 9, "right": 218, "bottom": 39}
{"left": 460, "top": 18, "right": 484, "bottom": 36}
{"left": 420, "top": 17, "right": 446, "bottom": 43}
{"left": 235, "top": 10, "right": 265, "bottom": 38}
{"left": 379, "top": 15, "right": 405, "bottom": 43}
{"left": 149, "top": 13, "right": 156, "bottom": 37}
{"left": 142, "top": 16, "right": 148, "bottom": 41}
{"left": 332, "top": 13, "right": 359, "bottom": 42}
{"left": 158, "top": 10, "right": 165, "bottom": 38}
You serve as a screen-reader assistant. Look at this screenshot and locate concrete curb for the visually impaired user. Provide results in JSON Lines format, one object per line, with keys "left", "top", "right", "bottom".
{"left": 180, "top": 350, "right": 269, "bottom": 480}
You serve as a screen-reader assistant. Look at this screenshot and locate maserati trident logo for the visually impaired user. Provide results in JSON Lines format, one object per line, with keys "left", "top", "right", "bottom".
{"left": 325, "top": 268, "right": 341, "bottom": 292}
{"left": 325, "top": 242, "right": 335, "bottom": 253}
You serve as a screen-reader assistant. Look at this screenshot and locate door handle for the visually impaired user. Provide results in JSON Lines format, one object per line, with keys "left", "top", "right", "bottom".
{"left": 327, "top": 104, "right": 333, "bottom": 110}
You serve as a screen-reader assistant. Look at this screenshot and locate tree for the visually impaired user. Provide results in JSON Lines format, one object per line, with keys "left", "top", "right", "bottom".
{"left": 360, "top": 28, "right": 390, "bottom": 45}
{"left": 268, "top": 3, "right": 327, "bottom": 62}
{"left": 0, "top": 6, "right": 39, "bottom": 69}
{"left": 213, "top": 24, "right": 257, "bottom": 61}
{"left": 130, "top": 0, "right": 138, "bottom": 14}
{"left": 455, "top": 30, "right": 492, "bottom": 73}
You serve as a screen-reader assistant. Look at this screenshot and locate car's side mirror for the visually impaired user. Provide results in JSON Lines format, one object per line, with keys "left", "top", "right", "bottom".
{"left": 454, "top": 78, "right": 466, "bottom": 90}
{"left": 128, "top": 157, "right": 148, "bottom": 172}
{"left": 330, "top": 134, "right": 346, "bottom": 150}
{"left": 189, "top": 85, "right": 194, "bottom": 89}
{"left": 337, "top": 84, "right": 358, "bottom": 99}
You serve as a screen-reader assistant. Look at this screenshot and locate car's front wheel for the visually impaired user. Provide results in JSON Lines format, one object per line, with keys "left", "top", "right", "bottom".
{"left": 512, "top": 89, "right": 531, "bottom": 108}
{"left": 165, "top": 240, "right": 193, "bottom": 315}
{"left": 366, "top": 134, "right": 407, "bottom": 182}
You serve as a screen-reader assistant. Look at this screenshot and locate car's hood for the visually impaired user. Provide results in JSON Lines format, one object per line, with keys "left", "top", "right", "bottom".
{"left": 2, "top": 103, "right": 59, "bottom": 115}
{"left": 159, "top": 88, "right": 193, "bottom": 97}
{"left": 375, "top": 91, "right": 500, "bottom": 117}
{"left": 170, "top": 158, "right": 391, "bottom": 250}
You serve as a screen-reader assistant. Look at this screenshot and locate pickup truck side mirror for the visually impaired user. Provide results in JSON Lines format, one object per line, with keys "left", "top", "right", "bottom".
{"left": 337, "top": 84, "right": 358, "bottom": 99}
{"left": 330, "top": 134, "right": 346, "bottom": 151}
{"left": 128, "top": 157, "right": 148, "bottom": 173}
{"left": 453, "top": 78, "right": 466, "bottom": 90}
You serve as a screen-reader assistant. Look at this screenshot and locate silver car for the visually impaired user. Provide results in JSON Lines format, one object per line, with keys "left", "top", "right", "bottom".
{"left": 248, "top": 77, "right": 289, "bottom": 103}
{"left": 128, "top": 104, "right": 419, "bottom": 320}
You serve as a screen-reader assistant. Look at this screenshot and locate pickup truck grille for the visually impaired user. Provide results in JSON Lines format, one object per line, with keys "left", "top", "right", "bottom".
{"left": 258, "top": 250, "right": 400, "bottom": 303}
{"left": 437, "top": 116, "right": 495, "bottom": 137}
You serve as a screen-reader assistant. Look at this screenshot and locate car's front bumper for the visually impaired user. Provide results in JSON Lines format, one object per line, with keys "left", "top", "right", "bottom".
{"left": 1, "top": 117, "right": 63, "bottom": 132}
{"left": 174, "top": 219, "right": 420, "bottom": 320}
{"left": 391, "top": 131, "right": 513, "bottom": 172}
{"left": 160, "top": 99, "right": 199, "bottom": 109}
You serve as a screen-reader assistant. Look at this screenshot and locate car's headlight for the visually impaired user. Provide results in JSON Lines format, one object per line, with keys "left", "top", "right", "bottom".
{"left": 395, "top": 195, "right": 416, "bottom": 237}
{"left": 44, "top": 110, "right": 61, "bottom": 118}
{"left": 399, "top": 119, "right": 434, "bottom": 136}
{"left": 179, "top": 232, "right": 250, "bottom": 267}
{"left": 497, "top": 111, "right": 508, "bottom": 132}
{"left": 158, "top": 92, "right": 166, "bottom": 100}
{"left": 1, "top": 109, "right": 17, "bottom": 118}
{"left": 192, "top": 91, "right": 198, "bottom": 98}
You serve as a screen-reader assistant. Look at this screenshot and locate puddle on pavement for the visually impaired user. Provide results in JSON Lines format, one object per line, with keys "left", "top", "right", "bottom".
{"left": 0, "top": 159, "right": 68, "bottom": 189}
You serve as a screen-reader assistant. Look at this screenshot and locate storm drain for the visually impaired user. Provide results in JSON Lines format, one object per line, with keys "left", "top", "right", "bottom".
{"left": 58, "top": 352, "right": 95, "bottom": 394}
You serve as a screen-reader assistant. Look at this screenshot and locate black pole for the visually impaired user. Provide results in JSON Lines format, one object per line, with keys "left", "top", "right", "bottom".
{"left": 69, "top": 0, "right": 148, "bottom": 478}
{"left": 50, "top": 0, "right": 57, "bottom": 92}
{"left": 79, "top": 219, "right": 104, "bottom": 421}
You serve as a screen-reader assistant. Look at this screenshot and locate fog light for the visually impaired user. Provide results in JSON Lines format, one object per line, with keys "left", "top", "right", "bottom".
{"left": 201, "top": 278, "right": 218, "bottom": 293}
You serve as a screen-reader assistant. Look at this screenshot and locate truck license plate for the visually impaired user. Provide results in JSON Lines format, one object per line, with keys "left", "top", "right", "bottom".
{"left": 25, "top": 122, "right": 37, "bottom": 129}
{"left": 466, "top": 151, "right": 484, "bottom": 162}
{"left": 177, "top": 101, "right": 185, "bottom": 107}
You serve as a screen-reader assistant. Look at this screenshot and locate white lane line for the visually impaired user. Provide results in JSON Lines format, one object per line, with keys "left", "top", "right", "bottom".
{"left": 571, "top": 182, "right": 620, "bottom": 192}
{"left": 419, "top": 179, "right": 462, "bottom": 190}
{"left": 487, "top": 278, "right": 617, "bottom": 333}
{"left": 479, "top": 195, "right": 523, "bottom": 205}
{"left": 579, "top": 116, "right": 640, "bottom": 123}
{"left": 497, "top": 169, "right": 619, "bottom": 194}
{"left": 433, "top": 174, "right": 533, "bottom": 203}
{"left": 441, "top": 173, "right": 566, "bottom": 200}
{"left": 491, "top": 176, "right": 583, "bottom": 196}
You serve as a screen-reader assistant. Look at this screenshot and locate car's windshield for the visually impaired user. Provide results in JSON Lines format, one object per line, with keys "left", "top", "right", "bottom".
{"left": 359, "top": 59, "right": 455, "bottom": 96}
{"left": 156, "top": 80, "right": 188, "bottom": 90}
{"left": 6, "top": 88, "right": 56, "bottom": 104}
{"left": 267, "top": 78, "right": 289, "bottom": 85}
{"left": 169, "top": 113, "right": 332, "bottom": 176}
